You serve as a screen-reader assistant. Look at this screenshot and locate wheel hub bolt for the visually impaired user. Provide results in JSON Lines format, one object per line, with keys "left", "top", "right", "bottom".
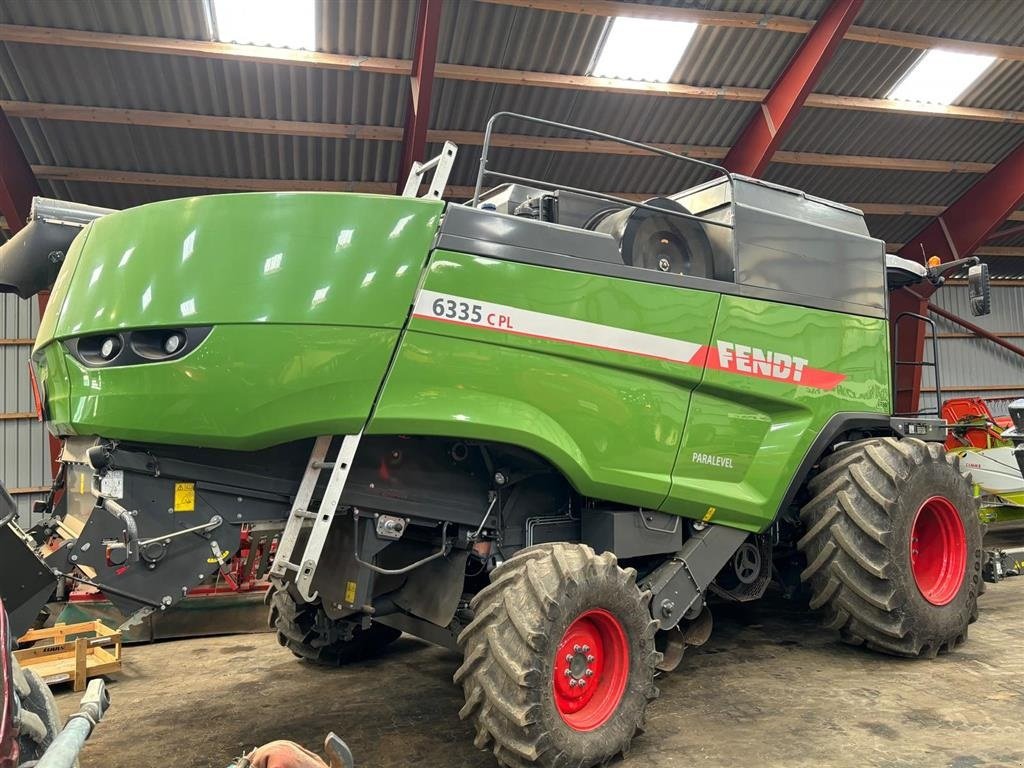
{"left": 586, "top": 654, "right": 595, "bottom": 663}
{"left": 579, "top": 678, "right": 587, "bottom": 687}
{"left": 585, "top": 669, "right": 594, "bottom": 677}
{"left": 564, "top": 669, "right": 572, "bottom": 676}
{"left": 565, "top": 654, "right": 573, "bottom": 663}
{"left": 581, "top": 645, "right": 589, "bottom": 653}
{"left": 569, "top": 679, "right": 578, "bottom": 688}
{"left": 573, "top": 644, "right": 581, "bottom": 652}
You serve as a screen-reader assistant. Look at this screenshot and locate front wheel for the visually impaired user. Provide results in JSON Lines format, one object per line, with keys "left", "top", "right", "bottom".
{"left": 455, "top": 543, "right": 660, "bottom": 768}
{"left": 268, "top": 586, "right": 401, "bottom": 666}
{"left": 798, "top": 437, "right": 982, "bottom": 657}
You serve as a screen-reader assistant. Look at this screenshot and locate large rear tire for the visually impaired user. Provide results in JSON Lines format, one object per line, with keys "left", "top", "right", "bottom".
{"left": 268, "top": 586, "right": 401, "bottom": 666}
{"left": 455, "top": 543, "right": 659, "bottom": 768}
{"left": 798, "top": 437, "right": 982, "bottom": 657}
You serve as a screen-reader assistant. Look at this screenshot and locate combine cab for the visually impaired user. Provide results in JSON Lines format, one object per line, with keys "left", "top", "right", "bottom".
{"left": 0, "top": 115, "right": 995, "bottom": 768}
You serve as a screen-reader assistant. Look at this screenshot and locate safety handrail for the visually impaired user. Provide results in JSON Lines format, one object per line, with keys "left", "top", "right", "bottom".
{"left": 893, "top": 311, "right": 943, "bottom": 417}
{"left": 471, "top": 112, "right": 735, "bottom": 231}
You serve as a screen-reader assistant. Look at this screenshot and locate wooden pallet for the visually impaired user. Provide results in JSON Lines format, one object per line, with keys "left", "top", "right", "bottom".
{"left": 15, "top": 620, "right": 122, "bottom": 691}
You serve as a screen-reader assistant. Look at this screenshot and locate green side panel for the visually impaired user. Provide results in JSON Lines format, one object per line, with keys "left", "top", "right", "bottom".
{"left": 32, "top": 192, "right": 442, "bottom": 449}
{"left": 36, "top": 192, "right": 442, "bottom": 345}
{"left": 369, "top": 250, "right": 721, "bottom": 508}
{"left": 42, "top": 325, "right": 398, "bottom": 448}
{"left": 35, "top": 340, "right": 73, "bottom": 434}
{"left": 35, "top": 221, "right": 91, "bottom": 347}
{"left": 663, "top": 294, "right": 891, "bottom": 532}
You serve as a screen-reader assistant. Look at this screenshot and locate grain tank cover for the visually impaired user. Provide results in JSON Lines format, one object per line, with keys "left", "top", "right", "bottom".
{"left": 674, "top": 175, "right": 887, "bottom": 317}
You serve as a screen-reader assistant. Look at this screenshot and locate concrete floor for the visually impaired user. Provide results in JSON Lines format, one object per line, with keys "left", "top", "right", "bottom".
{"left": 56, "top": 580, "right": 1024, "bottom": 768}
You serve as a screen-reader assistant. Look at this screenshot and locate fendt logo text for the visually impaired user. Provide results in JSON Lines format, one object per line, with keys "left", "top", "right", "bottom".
{"left": 715, "top": 341, "right": 809, "bottom": 384}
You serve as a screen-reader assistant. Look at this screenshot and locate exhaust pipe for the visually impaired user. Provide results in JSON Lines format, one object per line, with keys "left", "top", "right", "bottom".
{"left": 0, "top": 197, "right": 114, "bottom": 299}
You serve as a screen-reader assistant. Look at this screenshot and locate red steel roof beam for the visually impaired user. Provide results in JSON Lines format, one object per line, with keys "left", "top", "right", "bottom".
{"left": 722, "top": 0, "right": 863, "bottom": 177}
{"left": 396, "top": 0, "right": 443, "bottom": 194}
{"left": 0, "top": 107, "right": 39, "bottom": 231}
{"left": 893, "top": 140, "right": 1024, "bottom": 414}
{"left": 0, "top": 104, "right": 61, "bottom": 478}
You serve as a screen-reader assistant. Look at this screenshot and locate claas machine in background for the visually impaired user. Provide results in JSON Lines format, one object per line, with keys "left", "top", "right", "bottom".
{"left": 0, "top": 114, "right": 998, "bottom": 768}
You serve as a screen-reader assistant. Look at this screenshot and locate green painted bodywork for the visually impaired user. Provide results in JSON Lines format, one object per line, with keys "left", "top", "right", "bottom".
{"left": 33, "top": 192, "right": 442, "bottom": 448}
{"left": 664, "top": 296, "right": 890, "bottom": 529}
{"left": 35, "top": 192, "right": 892, "bottom": 532}
{"left": 370, "top": 251, "right": 890, "bottom": 531}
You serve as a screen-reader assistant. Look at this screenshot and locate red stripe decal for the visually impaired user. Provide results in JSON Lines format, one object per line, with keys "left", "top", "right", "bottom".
{"left": 412, "top": 292, "right": 846, "bottom": 392}
{"left": 702, "top": 346, "right": 846, "bottom": 390}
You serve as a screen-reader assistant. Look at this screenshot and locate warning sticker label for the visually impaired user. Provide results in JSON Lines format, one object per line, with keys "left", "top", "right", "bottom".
{"left": 174, "top": 482, "right": 196, "bottom": 512}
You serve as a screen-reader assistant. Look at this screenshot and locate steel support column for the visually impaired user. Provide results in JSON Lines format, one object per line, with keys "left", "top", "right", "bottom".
{"left": 396, "top": 0, "right": 443, "bottom": 193}
{"left": 722, "top": 0, "right": 862, "bottom": 177}
{"left": 894, "top": 140, "right": 1024, "bottom": 414}
{"left": 0, "top": 104, "right": 61, "bottom": 478}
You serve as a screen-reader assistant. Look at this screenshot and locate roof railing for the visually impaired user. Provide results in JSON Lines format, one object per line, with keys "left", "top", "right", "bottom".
{"left": 471, "top": 111, "right": 735, "bottom": 231}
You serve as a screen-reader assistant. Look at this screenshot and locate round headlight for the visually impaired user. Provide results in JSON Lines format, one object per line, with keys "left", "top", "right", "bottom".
{"left": 100, "top": 336, "right": 120, "bottom": 359}
{"left": 163, "top": 333, "right": 185, "bottom": 355}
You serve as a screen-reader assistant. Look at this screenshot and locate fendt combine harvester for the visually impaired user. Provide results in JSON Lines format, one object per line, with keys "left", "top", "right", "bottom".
{"left": 0, "top": 115, "right": 1000, "bottom": 768}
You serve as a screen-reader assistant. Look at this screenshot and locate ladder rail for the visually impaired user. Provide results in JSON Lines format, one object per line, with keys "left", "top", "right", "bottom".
{"left": 269, "top": 435, "right": 332, "bottom": 579}
{"left": 294, "top": 433, "right": 363, "bottom": 602}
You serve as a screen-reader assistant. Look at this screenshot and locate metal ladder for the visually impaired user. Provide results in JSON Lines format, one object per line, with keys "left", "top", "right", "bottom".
{"left": 268, "top": 433, "right": 362, "bottom": 601}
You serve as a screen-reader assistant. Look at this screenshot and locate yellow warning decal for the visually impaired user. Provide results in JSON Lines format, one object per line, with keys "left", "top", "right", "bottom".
{"left": 344, "top": 580, "right": 357, "bottom": 604}
{"left": 174, "top": 482, "right": 196, "bottom": 512}
{"left": 702, "top": 507, "right": 717, "bottom": 522}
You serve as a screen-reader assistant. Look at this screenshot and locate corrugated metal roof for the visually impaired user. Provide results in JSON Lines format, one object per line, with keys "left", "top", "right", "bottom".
{"left": 980, "top": 256, "right": 1024, "bottom": 281}
{"left": 0, "top": 0, "right": 1020, "bottom": 244}
{"left": 815, "top": 40, "right": 922, "bottom": 99}
{"left": 0, "top": 0, "right": 210, "bottom": 38}
{"left": 779, "top": 108, "right": 1023, "bottom": 163}
{"left": 857, "top": 0, "right": 1024, "bottom": 47}
{"left": 619, "top": 0, "right": 829, "bottom": 18}
{"left": 763, "top": 164, "right": 980, "bottom": 206}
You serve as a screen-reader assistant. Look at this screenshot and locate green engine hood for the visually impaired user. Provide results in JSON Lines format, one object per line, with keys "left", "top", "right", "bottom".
{"left": 34, "top": 192, "right": 443, "bottom": 449}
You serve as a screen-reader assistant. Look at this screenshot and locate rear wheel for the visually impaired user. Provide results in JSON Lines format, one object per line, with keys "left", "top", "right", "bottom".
{"left": 798, "top": 437, "right": 982, "bottom": 657}
{"left": 268, "top": 586, "right": 401, "bottom": 666}
{"left": 11, "top": 658, "right": 63, "bottom": 764}
{"left": 455, "top": 543, "right": 659, "bottom": 768}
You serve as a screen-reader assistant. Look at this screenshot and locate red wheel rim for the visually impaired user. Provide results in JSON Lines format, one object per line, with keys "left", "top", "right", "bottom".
{"left": 910, "top": 496, "right": 967, "bottom": 606}
{"left": 552, "top": 608, "right": 629, "bottom": 731}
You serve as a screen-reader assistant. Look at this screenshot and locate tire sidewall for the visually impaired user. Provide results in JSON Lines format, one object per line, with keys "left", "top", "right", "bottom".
{"left": 534, "top": 569, "right": 655, "bottom": 763}
{"left": 889, "top": 458, "right": 982, "bottom": 640}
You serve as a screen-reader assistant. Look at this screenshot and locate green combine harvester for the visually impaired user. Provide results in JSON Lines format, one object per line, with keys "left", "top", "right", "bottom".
{"left": 0, "top": 114, "right": 1002, "bottom": 768}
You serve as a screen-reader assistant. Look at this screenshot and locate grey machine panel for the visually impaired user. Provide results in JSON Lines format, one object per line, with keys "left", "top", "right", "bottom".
{"left": 437, "top": 201, "right": 623, "bottom": 266}
{"left": 674, "top": 175, "right": 888, "bottom": 318}
{"left": 582, "top": 509, "right": 683, "bottom": 559}
{"left": 440, "top": 179, "right": 887, "bottom": 319}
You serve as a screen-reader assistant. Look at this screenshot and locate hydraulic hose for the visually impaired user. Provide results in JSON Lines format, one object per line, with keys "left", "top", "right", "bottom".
{"left": 35, "top": 679, "right": 109, "bottom": 768}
